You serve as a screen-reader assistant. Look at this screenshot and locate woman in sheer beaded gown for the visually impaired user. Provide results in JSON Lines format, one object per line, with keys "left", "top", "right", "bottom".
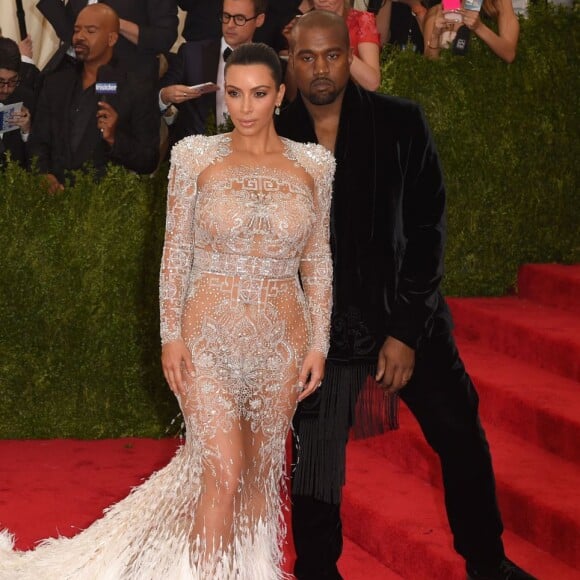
{"left": 0, "top": 43, "right": 334, "bottom": 579}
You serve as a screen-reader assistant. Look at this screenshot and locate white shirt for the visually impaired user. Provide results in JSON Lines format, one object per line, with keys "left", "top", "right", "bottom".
{"left": 216, "top": 37, "right": 232, "bottom": 128}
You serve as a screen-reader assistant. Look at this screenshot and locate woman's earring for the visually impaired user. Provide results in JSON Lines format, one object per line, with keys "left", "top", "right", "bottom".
{"left": 275, "top": 104, "right": 281, "bottom": 116}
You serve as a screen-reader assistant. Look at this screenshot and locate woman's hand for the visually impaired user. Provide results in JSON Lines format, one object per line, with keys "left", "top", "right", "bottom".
{"left": 460, "top": 9, "right": 482, "bottom": 32}
{"left": 162, "top": 339, "right": 194, "bottom": 397}
{"left": 297, "top": 349, "right": 325, "bottom": 402}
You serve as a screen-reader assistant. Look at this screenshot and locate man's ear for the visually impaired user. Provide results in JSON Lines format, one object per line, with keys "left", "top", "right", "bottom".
{"left": 348, "top": 46, "right": 354, "bottom": 66}
{"left": 256, "top": 13, "right": 266, "bottom": 28}
{"left": 108, "top": 31, "right": 119, "bottom": 48}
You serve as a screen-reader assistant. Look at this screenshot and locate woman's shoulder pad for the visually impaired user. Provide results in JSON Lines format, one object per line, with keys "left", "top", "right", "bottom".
{"left": 170, "top": 134, "right": 229, "bottom": 163}
{"left": 285, "top": 139, "right": 335, "bottom": 170}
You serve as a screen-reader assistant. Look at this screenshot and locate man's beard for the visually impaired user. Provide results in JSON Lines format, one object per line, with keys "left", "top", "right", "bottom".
{"left": 305, "top": 79, "right": 339, "bottom": 106}
{"left": 306, "top": 89, "right": 339, "bottom": 106}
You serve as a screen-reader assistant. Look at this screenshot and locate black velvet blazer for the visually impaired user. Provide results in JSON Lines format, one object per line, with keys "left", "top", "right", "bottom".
{"left": 276, "top": 82, "right": 452, "bottom": 363}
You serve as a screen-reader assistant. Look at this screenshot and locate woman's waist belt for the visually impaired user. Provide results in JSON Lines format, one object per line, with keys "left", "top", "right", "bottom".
{"left": 192, "top": 248, "right": 299, "bottom": 279}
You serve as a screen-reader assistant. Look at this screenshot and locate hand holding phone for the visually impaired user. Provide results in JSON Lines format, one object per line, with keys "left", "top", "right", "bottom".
{"left": 188, "top": 82, "right": 219, "bottom": 95}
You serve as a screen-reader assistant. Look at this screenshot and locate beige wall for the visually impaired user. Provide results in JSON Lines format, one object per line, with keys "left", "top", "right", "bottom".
{"left": 1, "top": 0, "right": 59, "bottom": 69}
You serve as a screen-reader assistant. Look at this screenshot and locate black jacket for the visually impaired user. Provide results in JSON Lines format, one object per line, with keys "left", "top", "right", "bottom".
{"left": 29, "top": 61, "right": 159, "bottom": 182}
{"left": 37, "top": 0, "right": 178, "bottom": 80}
{"left": 276, "top": 82, "right": 452, "bottom": 362}
{"left": 159, "top": 38, "right": 222, "bottom": 140}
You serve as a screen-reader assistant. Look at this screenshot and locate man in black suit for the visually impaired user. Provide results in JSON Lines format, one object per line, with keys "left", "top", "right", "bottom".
{"left": 177, "top": 0, "right": 222, "bottom": 42}
{"left": 29, "top": 3, "right": 159, "bottom": 192}
{"left": 0, "top": 38, "right": 35, "bottom": 168}
{"left": 159, "top": 0, "right": 266, "bottom": 143}
{"left": 177, "top": 0, "right": 300, "bottom": 50}
{"left": 276, "top": 11, "right": 535, "bottom": 580}
{"left": 37, "top": 0, "right": 178, "bottom": 81}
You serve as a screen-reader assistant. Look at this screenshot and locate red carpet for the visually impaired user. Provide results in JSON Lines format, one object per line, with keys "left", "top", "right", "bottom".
{"left": 343, "top": 264, "right": 580, "bottom": 579}
{"left": 0, "top": 264, "right": 579, "bottom": 578}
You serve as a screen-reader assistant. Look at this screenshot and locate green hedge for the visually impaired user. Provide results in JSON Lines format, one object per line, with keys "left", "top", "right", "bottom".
{"left": 381, "top": 2, "right": 579, "bottom": 294}
{"left": 0, "top": 165, "right": 178, "bottom": 438}
{"left": 0, "top": 4, "right": 578, "bottom": 438}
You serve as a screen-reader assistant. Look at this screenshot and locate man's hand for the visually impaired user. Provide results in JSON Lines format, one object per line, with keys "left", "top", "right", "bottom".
{"left": 96, "top": 101, "right": 119, "bottom": 145}
{"left": 160, "top": 84, "right": 205, "bottom": 107}
{"left": 9, "top": 106, "right": 31, "bottom": 134}
{"left": 18, "top": 36, "right": 33, "bottom": 59}
{"left": 44, "top": 173, "right": 64, "bottom": 194}
{"left": 375, "top": 336, "right": 415, "bottom": 394}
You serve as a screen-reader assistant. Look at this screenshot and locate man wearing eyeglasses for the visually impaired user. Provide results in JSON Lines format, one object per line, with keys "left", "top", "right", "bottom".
{"left": 158, "top": 0, "right": 266, "bottom": 145}
{"left": 0, "top": 38, "right": 34, "bottom": 169}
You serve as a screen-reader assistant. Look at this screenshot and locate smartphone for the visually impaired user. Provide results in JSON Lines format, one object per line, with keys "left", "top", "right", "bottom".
{"left": 188, "top": 82, "right": 219, "bottom": 94}
{"left": 442, "top": 0, "right": 463, "bottom": 21}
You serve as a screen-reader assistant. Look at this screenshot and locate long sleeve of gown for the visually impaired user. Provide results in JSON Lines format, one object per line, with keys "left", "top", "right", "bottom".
{"left": 299, "top": 146, "right": 335, "bottom": 356}
{"left": 159, "top": 139, "right": 199, "bottom": 344}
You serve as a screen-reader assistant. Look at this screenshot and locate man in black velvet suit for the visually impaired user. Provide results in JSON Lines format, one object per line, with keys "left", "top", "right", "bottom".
{"left": 276, "top": 11, "right": 535, "bottom": 580}
{"left": 158, "top": 0, "right": 266, "bottom": 143}
{"left": 36, "top": 0, "right": 178, "bottom": 81}
{"left": 0, "top": 38, "right": 35, "bottom": 169}
{"left": 29, "top": 4, "right": 159, "bottom": 191}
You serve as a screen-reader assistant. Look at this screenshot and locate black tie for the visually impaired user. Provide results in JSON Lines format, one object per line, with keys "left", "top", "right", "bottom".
{"left": 223, "top": 47, "right": 232, "bottom": 62}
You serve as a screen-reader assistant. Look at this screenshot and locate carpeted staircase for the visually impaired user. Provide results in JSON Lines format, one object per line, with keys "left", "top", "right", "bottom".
{"left": 1, "top": 264, "right": 578, "bottom": 579}
{"left": 342, "top": 264, "right": 580, "bottom": 579}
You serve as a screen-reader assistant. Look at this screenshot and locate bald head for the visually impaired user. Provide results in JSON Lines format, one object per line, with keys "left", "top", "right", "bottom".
{"left": 290, "top": 10, "right": 350, "bottom": 53}
{"left": 78, "top": 3, "right": 120, "bottom": 33}
{"left": 73, "top": 3, "right": 119, "bottom": 66}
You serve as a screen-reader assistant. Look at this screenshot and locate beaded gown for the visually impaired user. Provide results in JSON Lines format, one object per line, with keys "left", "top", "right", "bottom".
{"left": 0, "top": 134, "right": 335, "bottom": 579}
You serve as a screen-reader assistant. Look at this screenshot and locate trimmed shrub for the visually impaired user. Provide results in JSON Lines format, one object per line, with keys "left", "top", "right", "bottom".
{"left": 381, "top": 3, "right": 579, "bottom": 294}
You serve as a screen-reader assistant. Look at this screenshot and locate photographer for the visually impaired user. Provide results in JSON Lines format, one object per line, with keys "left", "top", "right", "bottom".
{"left": 423, "top": 0, "right": 519, "bottom": 62}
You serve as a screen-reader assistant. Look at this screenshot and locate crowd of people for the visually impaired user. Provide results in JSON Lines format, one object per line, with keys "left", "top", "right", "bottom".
{"left": 0, "top": 2, "right": 537, "bottom": 580}
{"left": 0, "top": 0, "right": 521, "bottom": 177}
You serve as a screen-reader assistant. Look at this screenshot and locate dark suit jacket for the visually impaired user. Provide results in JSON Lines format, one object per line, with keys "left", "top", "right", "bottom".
{"left": 1, "top": 85, "right": 36, "bottom": 168}
{"left": 177, "top": 0, "right": 301, "bottom": 49}
{"left": 159, "top": 37, "right": 221, "bottom": 141}
{"left": 29, "top": 61, "right": 159, "bottom": 182}
{"left": 177, "top": 0, "right": 221, "bottom": 42}
{"left": 276, "top": 82, "right": 452, "bottom": 363}
{"left": 37, "top": 0, "right": 178, "bottom": 80}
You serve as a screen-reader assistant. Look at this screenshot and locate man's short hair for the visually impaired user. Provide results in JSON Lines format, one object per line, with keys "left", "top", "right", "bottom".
{"left": 224, "top": 0, "right": 268, "bottom": 15}
{"left": 0, "top": 37, "right": 21, "bottom": 74}
{"left": 291, "top": 10, "right": 350, "bottom": 52}
{"left": 254, "top": 0, "right": 268, "bottom": 14}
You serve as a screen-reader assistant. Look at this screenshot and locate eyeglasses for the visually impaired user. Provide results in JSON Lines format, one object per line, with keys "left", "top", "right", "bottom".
{"left": 0, "top": 77, "right": 19, "bottom": 89}
{"left": 219, "top": 12, "right": 261, "bottom": 26}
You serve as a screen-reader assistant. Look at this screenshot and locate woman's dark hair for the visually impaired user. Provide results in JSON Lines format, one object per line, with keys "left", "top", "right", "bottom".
{"left": 0, "top": 37, "right": 21, "bottom": 74}
{"left": 225, "top": 42, "right": 282, "bottom": 89}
